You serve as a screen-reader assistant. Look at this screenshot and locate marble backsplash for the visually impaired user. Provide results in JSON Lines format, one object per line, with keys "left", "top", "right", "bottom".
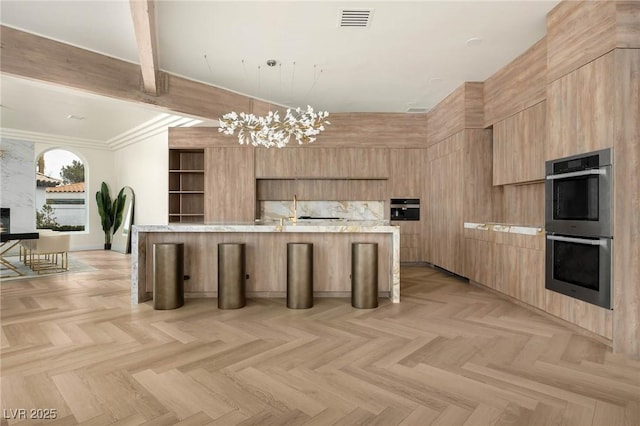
{"left": 260, "top": 201, "right": 384, "bottom": 221}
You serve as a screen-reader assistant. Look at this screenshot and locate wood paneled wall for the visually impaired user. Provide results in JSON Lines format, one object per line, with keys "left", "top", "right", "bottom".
{"left": 317, "top": 113, "right": 428, "bottom": 147}
{"left": 169, "top": 127, "right": 239, "bottom": 148}
{"left": 613, "top": 48, "right": 640, "bottom": 357}
{"left": 501, "top": 183, "right": 544, "bottom": 227}
{"left": 169, "top": 116, "right": 428, "bottom": 150}
{"left": 484, "top": 38, "right": 547, "bottom": 126}
{"left": 546, "top": 1, "right": 640, "bottom": 83}
{"left": 0, "top": 26, "right": 251, "bottom": 121}
{"left": 546, "top": 51, "right": 615, "bottom": 160}
{"left": 427, "top": 82, "right": 484, "bottom": 144}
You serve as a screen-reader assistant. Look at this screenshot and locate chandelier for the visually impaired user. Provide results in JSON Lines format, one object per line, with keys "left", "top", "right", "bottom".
{"left": 218, "top": 105, "right": 330, "bottom": 148}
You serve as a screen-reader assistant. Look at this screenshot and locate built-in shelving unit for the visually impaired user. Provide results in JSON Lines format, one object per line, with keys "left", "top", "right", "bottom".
{"left": 168, "top": 149, "right": 205, "bottom": 223}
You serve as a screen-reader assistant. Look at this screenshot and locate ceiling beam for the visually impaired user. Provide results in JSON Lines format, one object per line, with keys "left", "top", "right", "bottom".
{"left": 129, "top": 0, "right": 159, "bottom": 95}
{"left": 0, "top": 25, "right": 251, "bottom": 121}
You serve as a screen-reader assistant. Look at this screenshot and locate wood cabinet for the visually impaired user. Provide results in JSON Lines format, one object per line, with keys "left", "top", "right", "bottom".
{"left": 204, "top": 147, "right": 255, "bottom": 221}
{"left": 546, "top": 52, "right": 615, "bottom": 160}
{"left": 493, "top": 101, "right": 546, "bottom": 185}
{"left": 168, "top": 149, "right": 205, "bottom": 223}
{"left": 256, "top": 179, "right": 387, "bottom": 202}
{"left": 492, "top": 235, "right": 544, "bottom": 310}
{"left": 255, "top": 147, "right": 389, "bottom": 179}
{"left": 464, "top": 227, "right": 544, "bottom": 310}
{"left": 428, "top": 134, "right": 464, "bottom": 273}
{"left": 463, "top": 228, "right": 494, "bottom": 287}
{"left": 427, "top": 129, "right": 496, "bottom": 275}
{"left": 389, "top": 149, "right": 428, "bottom": 262}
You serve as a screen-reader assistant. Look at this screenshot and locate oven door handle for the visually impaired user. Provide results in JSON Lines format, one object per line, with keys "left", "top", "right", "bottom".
{"left": 546, "top": 235, "right": 603, "bottom": 246}
{"left": 545, "top": 168, "right": 606, "bottom": 180}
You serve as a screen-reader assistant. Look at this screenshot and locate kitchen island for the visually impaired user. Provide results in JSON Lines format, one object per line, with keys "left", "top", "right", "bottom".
{"left": 131, "top": 221, "right": 400, "bottom": 304}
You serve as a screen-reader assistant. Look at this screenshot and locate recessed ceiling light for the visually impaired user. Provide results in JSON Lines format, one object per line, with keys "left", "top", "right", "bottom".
{"left": 466, "top": 37, "right": 483, "bottom": 46}
{"left": 66, "top": 114, "right": 86, "bottom": 120}
{"left": 429, "top": 77, "right": 443, "bottom": 84}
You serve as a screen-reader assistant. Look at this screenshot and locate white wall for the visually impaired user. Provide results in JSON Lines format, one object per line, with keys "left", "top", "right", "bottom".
{"left": 4, "top": 130, "right": 168, "bottom": 249}
{"left": 0, "top": 138, "right": 36, "bottom": 233}
{"left": 113, "top": 131, "right": 168, "bottom": 225}
{"left": 34, "top": 143, "right": 114, "bottom": 250}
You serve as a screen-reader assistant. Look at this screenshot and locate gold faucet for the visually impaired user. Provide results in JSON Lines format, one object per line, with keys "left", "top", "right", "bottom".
{"left": 292, "top": 194, "right": 298, "bottom": 223}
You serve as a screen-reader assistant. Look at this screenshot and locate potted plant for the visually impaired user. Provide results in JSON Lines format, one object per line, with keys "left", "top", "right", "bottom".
{"left": 95, "top": 182, "right": 126, "bottom": 250}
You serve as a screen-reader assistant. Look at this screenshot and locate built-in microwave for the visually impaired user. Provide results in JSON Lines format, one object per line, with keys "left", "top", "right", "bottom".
{"left": 545, "top": 148, "right": 612, "bottom": 237}
{"left": 545, "top": 233, "right": 612, "bottom": 309}
{"left": 390, "top": 198, "right": 420, "bottom": 221}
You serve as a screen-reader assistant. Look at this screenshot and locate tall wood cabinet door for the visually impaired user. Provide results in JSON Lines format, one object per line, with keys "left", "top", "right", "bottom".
{"left": 546, "top": 51, "right": 615, "bottom": 160}
{"left": 205, "top": 147, "right": 255, "bottom": 221}
{"left": 493, "top": 101, "right": 546, "bottom": 185}
{"left": 390, "top": 149, "right": 426, "bottom": 262}
{"left": 429, "top": 144, "right": 463, "bottom": 275}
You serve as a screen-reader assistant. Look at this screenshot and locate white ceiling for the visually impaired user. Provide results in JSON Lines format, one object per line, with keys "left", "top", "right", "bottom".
{"left": 0, "top": 0, "right": 560, "bottom": 144}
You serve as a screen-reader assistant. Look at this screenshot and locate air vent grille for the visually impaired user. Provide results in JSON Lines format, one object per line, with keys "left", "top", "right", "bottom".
{"left": 406, "top": 107, "right": 428, "bottom": 114}
{"left": 339, "top": 9, "right": 373, "bottom": 28}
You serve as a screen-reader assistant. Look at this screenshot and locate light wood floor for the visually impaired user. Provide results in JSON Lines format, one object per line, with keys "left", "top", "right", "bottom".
{"left": 1, "top": 251, "right": 639, "bottom": 425}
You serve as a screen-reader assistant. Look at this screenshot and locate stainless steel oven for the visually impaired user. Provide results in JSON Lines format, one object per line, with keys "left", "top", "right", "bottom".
{"left": 545, "top": 234, "right": 612, "bottom": 309}
{"left": 545, "top": 148, "right": 612, "bottom": 237}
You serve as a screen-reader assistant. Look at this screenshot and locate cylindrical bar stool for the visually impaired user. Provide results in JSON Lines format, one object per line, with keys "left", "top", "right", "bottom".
{"left": 218, "top": 243, "right": 247, "bottom": 309}
{"left": 351, "top": 243, "right": 378, "bottom": 309}
{"left": 287, "top": 243, "right": 314, "bottom": 309}
{"left": 153, "top": 243, "right": 184, "bottom": 310}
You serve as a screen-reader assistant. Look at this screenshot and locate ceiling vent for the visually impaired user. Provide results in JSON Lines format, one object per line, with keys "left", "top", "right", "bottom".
{"left": 406, "top": 107, "right": 428, "bottom": 114}
{"left": 338, "top": 9, "right": 373, "bottom": 28}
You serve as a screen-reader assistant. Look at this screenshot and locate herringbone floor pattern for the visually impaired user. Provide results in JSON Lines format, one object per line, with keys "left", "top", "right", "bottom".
{"left": 1, "top": 251, "right": 639, "bottom": 425}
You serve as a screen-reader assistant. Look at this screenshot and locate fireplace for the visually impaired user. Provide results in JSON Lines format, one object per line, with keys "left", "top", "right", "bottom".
{"left": 0, "top": 208, "right": 9, "bottom": 234}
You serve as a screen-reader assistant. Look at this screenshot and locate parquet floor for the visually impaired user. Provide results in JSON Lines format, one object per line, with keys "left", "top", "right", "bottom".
{"left": 1, "top": 251, "right": 639, "bottom": 425}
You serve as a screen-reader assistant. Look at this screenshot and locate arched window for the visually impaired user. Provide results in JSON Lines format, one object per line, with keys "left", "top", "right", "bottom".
{"left": 35, "top": 149, "right": 87, "bottom": 232}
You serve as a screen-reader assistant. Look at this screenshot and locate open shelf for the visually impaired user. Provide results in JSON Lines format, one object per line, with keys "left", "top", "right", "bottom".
{"left": 168, "top": 149, "right": 205, "bottom": 223}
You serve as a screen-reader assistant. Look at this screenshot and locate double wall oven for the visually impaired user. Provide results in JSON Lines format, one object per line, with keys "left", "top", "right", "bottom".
{"left": 545, "top": 148, "right": 612, "bottom": 309}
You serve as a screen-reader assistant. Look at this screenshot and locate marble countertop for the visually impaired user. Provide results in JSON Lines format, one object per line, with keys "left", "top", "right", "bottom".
{"left": 134, "top": 220, "right": 397, "bottom": 234}
{"left": 463, "top": 222, "right": 544, "bottom": 236}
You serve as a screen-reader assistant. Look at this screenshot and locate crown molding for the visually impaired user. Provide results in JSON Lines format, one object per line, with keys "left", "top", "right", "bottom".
{"left": 107, "top": 113, "right": 206, "bottom": 150}
{"left": 1, "top": 114, "right": 211, "bottom": 152}
{"left": 0, "top": 128, "right": 110, "bottom": 150}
